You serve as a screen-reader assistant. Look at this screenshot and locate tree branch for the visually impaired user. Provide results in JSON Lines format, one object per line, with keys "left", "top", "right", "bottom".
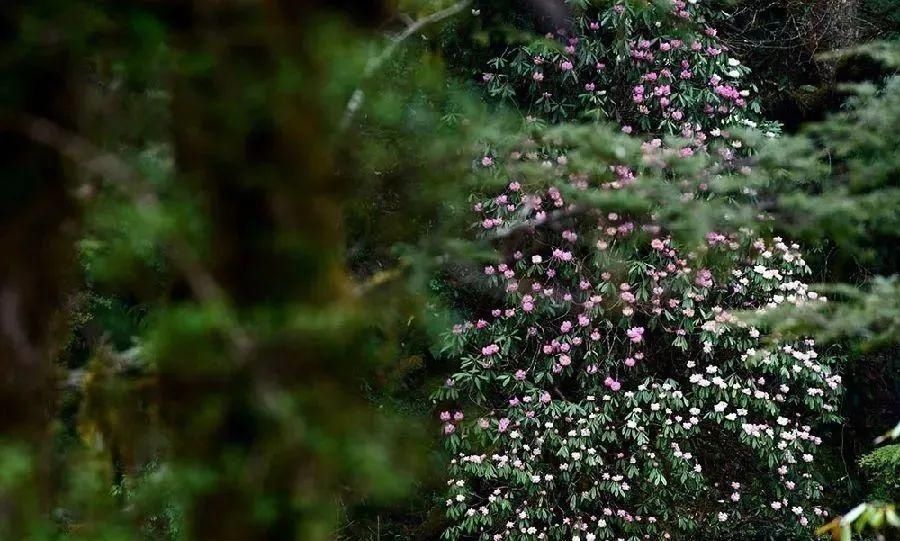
{"left": 340, "top": 0, "right": 471, "bottom": 130}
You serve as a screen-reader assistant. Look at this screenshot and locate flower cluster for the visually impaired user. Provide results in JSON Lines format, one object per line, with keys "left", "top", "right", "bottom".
{"left": 483, "top": 0, "right": 780, "bottom": 138}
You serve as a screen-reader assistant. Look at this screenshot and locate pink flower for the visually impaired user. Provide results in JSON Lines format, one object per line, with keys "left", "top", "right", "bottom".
{"left": 443, "top": 423, "right": 455, "bottom": 434}
{"left": 481, "top": 156, "right": 493, "bottom": 167}
{"left": 560, "top": 60, "right": 573, "bottom": 71}
{"left": 481, "top": 343, "right": 500, "bottom": 356}
{"left": 626, "top": 326, "right": 645, "bottom": 343}
{"left": 521, "top": 294, "right": 534, "bottom": 312}
{"left": 439, "top": 411, "right": 451, "bottom": 421}
{"left": 498, "top": 418, "right": 510, "bottom": 432}
{"left": 714, "top": 84, "right": 741, "bottom": 100}
{"left": 533, "top": 71, "right": 544, "bottom": 82}
{"left": 560, "top": 320, "right": 573, "bottom": 333}
{"left": 706, "top": 231, "right": 727, "bottom": 245}
{"left": 514, "top": 369, "right": 527, "bottom": 381}
{"left": 695, "top": 268, "right": 713, "bottom": 288}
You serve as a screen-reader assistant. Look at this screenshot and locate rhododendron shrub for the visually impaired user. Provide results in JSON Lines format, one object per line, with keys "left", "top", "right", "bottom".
{"left": 434, "top": 1, "right": 844, "bottom": 540}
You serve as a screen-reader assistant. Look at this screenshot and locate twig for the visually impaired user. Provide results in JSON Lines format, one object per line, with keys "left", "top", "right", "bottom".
{"left": 340, "top": 0, "right": 471, "bottom": 130}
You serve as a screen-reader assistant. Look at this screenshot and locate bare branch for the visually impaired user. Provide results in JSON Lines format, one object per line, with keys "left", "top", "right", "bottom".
{"left": 340, "top": 0, "right": 471, "bottom": 130}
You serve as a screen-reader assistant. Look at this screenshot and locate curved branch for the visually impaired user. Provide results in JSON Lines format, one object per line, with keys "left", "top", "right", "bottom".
{"left": 340, "top": 0, "right": 471, "bottom": 130}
